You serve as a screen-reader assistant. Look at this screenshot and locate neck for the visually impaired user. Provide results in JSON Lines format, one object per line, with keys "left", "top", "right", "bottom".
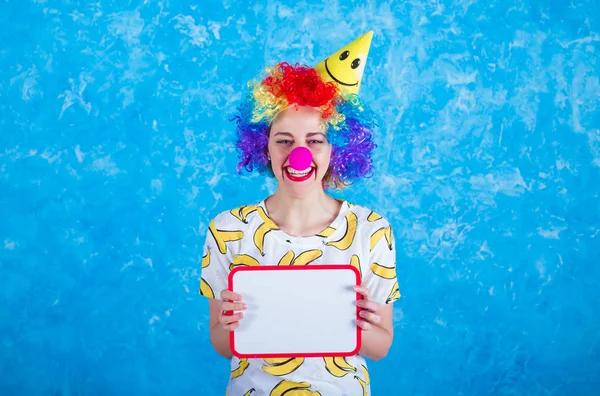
{"left": 264, "top": 186, "right": 341, "bottom": 237}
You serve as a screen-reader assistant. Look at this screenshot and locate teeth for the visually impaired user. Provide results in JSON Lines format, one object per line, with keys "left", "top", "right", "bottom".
{"left": 286, "top": 167, "right": 312, "bottom": 176}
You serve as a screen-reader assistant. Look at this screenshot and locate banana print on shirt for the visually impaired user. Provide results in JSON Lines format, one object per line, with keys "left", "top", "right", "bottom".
{"left": 200, "top": 199, "right": 400, "bottom": 396}
{"left": 278, "top": 249, "right": 323, "bottom": 265}
{"left": 350, "top": 254, "right": 362, "bottom": 280}
{"left": 369, "top": 225, "right": 393, "bottom": 251}
{"left": 231, "top": 359, "right": 250, "bottom": 379}
{"left": 199, "top": 277, "right": 214, "bottom": 299}
{"left": 202, "top": 250, "right": 210, "bottom": 268}
{"left": 367, "top": 211, "right": 382, "bottom": 222}
{"left": 230, "top": 254, "right": 261, "bottom": 270}
{"left": 270, "top": 380, "right": 321, "bottom": 396}
{"left": 316, "top": 226, "right": 336, "bottom": 238}
{"left": 323, "top": 357, "right": 357, "bottom": 377}
{"left": 231, "top": 205, "right": 260, "bottom": 224}
{"left": 208, "top": 220, "right": 244, "bottom": 254}
{"left": 325, "top": 211, "right": 358, "bottom": 251}
{"left": 370, "top": 262, "right": 397, "bottom": 279}
{"left": 355, "top": 364, "right": 370, "bottom": 396}
{"left": 386, "top": 280, "right": 401, "bottom": 303}
{"left": 253, "top": 207, "right": 280, "bottom": 256}
{"left": 262, "top": 358, "right": 305, "bottom": 376}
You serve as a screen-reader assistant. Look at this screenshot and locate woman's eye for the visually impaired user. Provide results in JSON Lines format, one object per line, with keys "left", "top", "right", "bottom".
{"left": 309, "top": 140, "right": 324, "bottom": 144}
{"left": 277, "top": 140, "right": 292, "bottom": 144}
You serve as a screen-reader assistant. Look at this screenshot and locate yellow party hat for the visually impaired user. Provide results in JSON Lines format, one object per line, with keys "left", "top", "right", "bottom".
{"left": 313, "top": 31, "right": 373, "bottom": 95}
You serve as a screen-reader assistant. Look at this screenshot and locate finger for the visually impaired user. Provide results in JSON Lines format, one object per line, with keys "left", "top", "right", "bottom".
{"left": 356, "top": 299, "right": 379, "bottom": 312}
{"left": 359, "top": 310, "right": 381, "bottom": 324}
{"left": 356, "top": 319, "right": 372, "bottom": 331}
{"left": 353, "top": 285, "right": 370, "bottom": 301}
{"left": 221, "top": 301, "right": 247, "bottom": 312}
{"left": 223, "top": 321, "right": 240, "bottom": 331}
{"left": 219, "top": 313, "right": 237, "bottom": 325}
{"left": 220, "top": 311, "right": 243, "bottom": 325}
{"left": 221, "top": 289, "right": 242, "bottom": 301}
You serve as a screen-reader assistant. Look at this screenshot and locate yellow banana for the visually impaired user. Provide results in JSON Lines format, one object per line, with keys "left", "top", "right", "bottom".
{"left": 370, "top": 262, "right": 396, "bottom": 279}
{"left": 262, "top": 357, "right": 305, "bottom": 376}
{"left": 295, "top": 250, "right": 322, "bottom": 265}
{"left": 361, "top": 364, "right": 370, "bottom": 384}
{"left": 231, "top": 358, "right": 249, "bottom": 379}
{"left": 333, "top": 357, "right": 356, "bottom": 372}
{"left": 230, "top": 254, "right": 261, "bottom": 270}
{"left": 209, "top": 220, "right": 244, "bottom": 254}
{"left": 323, "top": 357, "right": 356, "bottom": 377}
{"left": 369, "top": 226, "right": 393, "bottom": 251}
{"left": 257, "top": 206, "right": 277, "bottom": 225}
{"left": 254, "top": 222, "right": 276, "bottom": 256}
{"left": 355, "top": 375, "right": 367, "bottom": 396}
{"left": 264, "top": 358, "right": 292, "bottom": 365}
{"left": 278, "top": 250, "right": 323, "bottom": 266}
{"left": 278, "top": 251, "right": 295, "bottom": 266}
{"left": 199, "top": 278, "right": 214, "bottom": 298}
{"left": 326, "top": 211, "right": 357, "bottom": 251}
{"left": 350, "top": 255, "right": 361, "bottom": 279}
{"left": 230, "top": 207, "right": 244, "bottom": 222}
{"left": 367, "top": 211, "right": 382, "bottom": 222}
{"left": 353, "top": 363, "right": 370, "bottom": 395}
{"left": 253, "top": 207, "right": 279, "bottom": 256}
{"left": 370, "top": 227, "right": 387, "bottom": 250}
{"left": 270, "top": 380, "right": 321, "bottom": 396}
{"left": 202, "top": 249, "right": 210, "bottom": 268}
{"left": 386, "top": 280, "right": 401, "bottom": 303}
{"left": 241, "top": 205, "right": 259, "bottom": 221}
{"left": 230, "top": 205, "right": 260, "bottom": 223}
{"left": 316, "top": 226, "right": 336, "bottom": 238}
{"left": 355, "top": 363, "right": 370, "bottom": 395}
{"left": 243, "top": 389, "right": 255, "bottom": 396}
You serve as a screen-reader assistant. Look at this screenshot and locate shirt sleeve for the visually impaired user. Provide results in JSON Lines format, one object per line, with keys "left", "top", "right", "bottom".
{"left": 362, "top": 220, "right": 401, "bottom": 306}
{"left": 198, "top": 218, "right": 232, "bottom": 300}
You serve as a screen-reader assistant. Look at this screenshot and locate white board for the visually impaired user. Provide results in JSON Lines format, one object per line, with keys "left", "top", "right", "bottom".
{"left": 228, "top": 265, "right": 361, "bottom": 358}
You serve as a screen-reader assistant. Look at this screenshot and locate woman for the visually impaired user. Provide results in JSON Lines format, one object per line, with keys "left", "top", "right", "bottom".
{"left": 200, "top": 61, "right": 400, "bottom": 396}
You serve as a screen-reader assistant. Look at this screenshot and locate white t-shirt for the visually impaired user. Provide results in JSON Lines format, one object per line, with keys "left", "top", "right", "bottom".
{"left": 199, "top": 199, "right": 401, "bottom": 396}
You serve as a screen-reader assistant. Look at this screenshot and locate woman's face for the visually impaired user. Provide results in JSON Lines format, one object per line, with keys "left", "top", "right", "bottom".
{"left": 267, "top": 106, "right": 332, "bottom": 195}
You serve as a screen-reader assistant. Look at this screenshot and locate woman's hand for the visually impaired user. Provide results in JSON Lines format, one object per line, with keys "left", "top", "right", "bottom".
{"left": 218, "top": 289, "right": 246, "bottom": 331}
{"left": 354, "top": 284, "right": 382, "bottom": 331}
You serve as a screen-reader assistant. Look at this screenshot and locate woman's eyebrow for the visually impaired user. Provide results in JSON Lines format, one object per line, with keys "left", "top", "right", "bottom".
{"left": 273, "top": 132, "right": 325, "bottom": 138}
{"left": 306, "top": 132, "right": 326, "bottom": 137}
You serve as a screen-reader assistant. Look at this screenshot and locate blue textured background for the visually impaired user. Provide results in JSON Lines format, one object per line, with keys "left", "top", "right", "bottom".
{"left": 1, "top": 0, "right": 600, "bottom": 395}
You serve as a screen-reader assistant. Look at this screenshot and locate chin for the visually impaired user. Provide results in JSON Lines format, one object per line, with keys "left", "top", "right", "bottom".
{"left": 284, "top": 184, "right": 320, "bottom": 197}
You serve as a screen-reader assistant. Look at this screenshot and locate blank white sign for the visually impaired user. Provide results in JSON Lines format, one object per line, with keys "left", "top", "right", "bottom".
{"left": 229, "top": 265, "right": 360, "bottom": 358}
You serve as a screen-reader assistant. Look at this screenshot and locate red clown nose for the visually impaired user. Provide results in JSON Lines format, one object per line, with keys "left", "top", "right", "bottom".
{"left": 288, "top": 147, "right": 313, "bottom": 171}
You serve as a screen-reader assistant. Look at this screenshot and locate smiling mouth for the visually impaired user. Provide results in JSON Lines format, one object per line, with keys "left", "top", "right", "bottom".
{"left": 284, "top": 167, "right": 315, "bottom": 182}
{"left": 324, "top": 59, "right": 359, "bottom": 87}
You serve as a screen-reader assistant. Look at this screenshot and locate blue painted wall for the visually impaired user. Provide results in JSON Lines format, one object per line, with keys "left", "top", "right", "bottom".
{"left": 1, "top": 0, "right": 599, "bottom": 394}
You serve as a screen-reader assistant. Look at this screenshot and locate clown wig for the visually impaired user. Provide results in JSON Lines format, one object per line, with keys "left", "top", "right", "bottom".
{"left": 231, "top": 62, "right": 377, "bottom": 189}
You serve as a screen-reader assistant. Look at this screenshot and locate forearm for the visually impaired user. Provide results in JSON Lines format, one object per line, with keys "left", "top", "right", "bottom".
{"left": 359, "top": 324, "right": 393, "bottom": 361}
{"left": 210, "top": 324, "right": 233, "bottom": 359}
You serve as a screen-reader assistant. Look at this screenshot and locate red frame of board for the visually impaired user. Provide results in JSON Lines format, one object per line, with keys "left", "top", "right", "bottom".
{"left": 227, "top": 264, "right": 362, "bottom": 359}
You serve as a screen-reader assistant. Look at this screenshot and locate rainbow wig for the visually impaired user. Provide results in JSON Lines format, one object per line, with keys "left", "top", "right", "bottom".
{"left": 231, "top": 62, "right": 377, "bottom": 189}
